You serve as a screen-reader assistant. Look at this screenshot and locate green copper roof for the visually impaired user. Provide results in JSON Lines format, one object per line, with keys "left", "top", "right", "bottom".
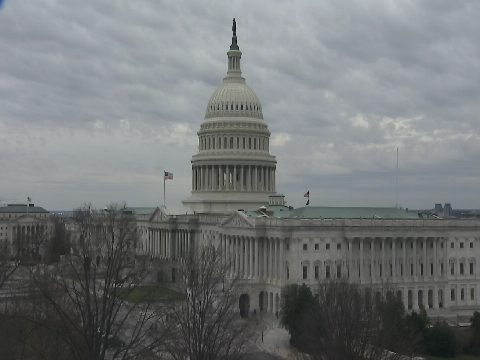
{"left": 125, "top": 207, "right": 157, "bottom": 215}
{"left": 244, "top": 206, "right": 423, "bottom": 219}
{"left": 0, "top": 205, "right": 49, "bottom": 213}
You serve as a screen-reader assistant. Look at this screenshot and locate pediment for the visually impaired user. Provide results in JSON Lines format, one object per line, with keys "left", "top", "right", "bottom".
{"left": 221, "top": 212, "right": 254, "bottom": 228}
{"left": 149, "top": 207, "right": 169, "bottom": 223}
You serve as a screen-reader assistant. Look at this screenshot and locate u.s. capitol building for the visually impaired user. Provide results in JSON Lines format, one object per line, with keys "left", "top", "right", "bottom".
{"left": 134, "top": 22, "right": 480, "bottom": 317}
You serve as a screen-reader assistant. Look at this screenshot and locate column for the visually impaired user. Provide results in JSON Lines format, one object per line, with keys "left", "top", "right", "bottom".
{"left": 423, "top": 238, "right": 427, "bottom": 279}
{"left": 240, "top": 165, "right": 244, "bottom": 191}
{"left": 392, "top": 238, "right": 396, "bottom": 281}
{"left": 382, "top": 238, "right": 386, "bottom": 281}
{"left": 272, "top": 169, "right": 275, "bottom": 191}
{"left": 434, "top": 285, "right": 439, "bottom": 309}
{"left": 187, "top": 231, "right": 191, "bottom": 258}
{"left": 226, "top": 166, "right": 230, "bottom": 191}
{"left": 167, "top": 231, "right": 171, "bottom": 260}
{"left": 263, "top": 238, "right": 268, "bottom": 279}
{"left": 250, "top": 237, "right": 254, "bottom": 279}
{"left": 274, "top": 238, "right": 278, "bottom": 279}
{"left": 234, "top": 165, "right": 237, "bottom": 191}
{"left": 269, "top": 238, "right": 273, "bottom": 280}
{"left": 413, "top": 285, "right": 419, "bottom": 310}
{"left": 192, "top": 167, "right": 194, "bottom": 191}
{"left": 235, "top": 237, "right": 240, "bottom": 277}
{"left": 403, "top": 238, "right": 406, "bottom": 281}
{"left": 360, "top": 238, "right": 364, "bottom": 283}
{"left": 434, "top": 238, "right": 438, "bottom": 280}
{"left": 413, "top": 238, "right": 417, "bottom": 280}
{"left": 255, "top": 238, "right": 259, "bottom": 278}
{"left": 371, "top": 239, "right": 375, "bottom": 282}
{"left": 280, "top": 239, "right": 284, "bottom": 281}
{"left": 254, "top": 166, "right": 258, "bottom": 191}
{"left": 243, "top": 237, "right": 248, "bottom": 278}
{"left": 226, "top": 235, "right": 231, "bottom": 278}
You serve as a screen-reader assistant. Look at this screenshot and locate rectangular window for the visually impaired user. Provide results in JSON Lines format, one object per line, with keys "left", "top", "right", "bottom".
{"left": 337, "top": 243, "right": 341, "bottom": 250}
{"left": 431, "top": 263, "right": 434, "bottom": 275}
{"left": 470, "top": 263, "right": 474, "bottom": 275}
{"left": 460, "top": 242, "right": 464, "bottom": 249}
{"left": 337, "top": 265, "right": 341, "bottom": 278}
{"left": 461, "top": 288, "right": 465, "bottom": 301}
{"left": 390, "top": 264, "right": 393, "bottom": 276}
{"left": 421, "top": 263, "right": 424, "bottom": 276}
{"left": 326, "top": 265, "right": 331, "bottom": 279}
{"left": 379, "top": 264, "right": 382, "bottom": 277}
{"left": 401, "top": 264, "right": 403, "bottom": 276}
{"left": 451, "top": 243, "right": 454, "bottom": 249}
{"left": 421, "top": 242, "right": 423, "bottom": 249}
{"left": 286, "top": 266, "right": 289, "bottom": 279}
{"left": 441, "top": 243, "right": 444, "bottom": 249}
{"left": 286, "top": 244, "right": 290, "bottom": 251}
{"left": 303, "top": 244, "right": 308, "bottom": 251}
{"left": 471, "top": 288, "right": 475, "bottom": 300}
{"left": 380, "top": 243, "right": 382, "bottom": 250}
{"left": 411, "top": 264, "right": 414, "bottom": 276}
{"left": 430, "top": 242, "right": 433, "bottom": 249}
{"left": 451, "top": 263, "right": 455, "bottom": 276}
{"left": 411, "top": 242, "right": 413, "bottom": 249}
{"left": 470, "top": 242, "right": 474, "bottom": 249}
{"left": 315, "top": 243, "right": 319, "bottom": 250}
{"left": 441, "top": 263, "right": 444, "bottom": 275}
{"left": 451, "top": 289, "right": 455, "bottom": 301}
{"left": 315, "top": 266, "right": 319, "bottom": 279}
{"left": 302, "top": 266, "right": 307, "bottom": 280}
{"left": 460, "top": 263, "right": 464, "bottom": 275}
{"left": 326, "top": 243, "right": 330, "bottom": 250}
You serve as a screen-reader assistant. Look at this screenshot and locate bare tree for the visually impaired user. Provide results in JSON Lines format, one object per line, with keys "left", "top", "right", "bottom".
{"left": 29, "top": 203, "right": 166, "bottom": 360}
{"left": 291, "top": 279, "right": 416, "bottom": 360}
{"left": 160, "top": 243, "right": 254, "bottom": 360}
{"left": 0, "top": 243, "right": 18, "bottom": 290}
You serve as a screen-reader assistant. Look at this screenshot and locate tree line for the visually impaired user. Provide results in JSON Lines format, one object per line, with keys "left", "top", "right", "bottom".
{"left": 0, "top": 203, "right": 255, "bottom": 360}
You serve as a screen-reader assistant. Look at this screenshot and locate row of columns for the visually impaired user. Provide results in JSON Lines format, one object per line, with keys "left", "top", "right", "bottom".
{"left": 219, "top": 234, "right": 284, "bottom": 281}
{"left": 145, "top": 228, "right": 192, "bottom": 261}
{"left": 347, "top": 237, "right": 455, "bottom": 284}
{"left": 192, "top": 164, "right": 275, "bottom": 192}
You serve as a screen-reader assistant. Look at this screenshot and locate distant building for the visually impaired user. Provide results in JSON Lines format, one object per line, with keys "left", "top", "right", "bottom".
{"left": 0, "top": 204, "right": 53, "bottom": 260}
{"left": 434, "top": 203, "right": 443, "bottom": 214}
{"left": 132, "top": 22, "right": 480, "bottom": 318}
{"left": 444, "top": 203, "right": 452, "bottom": 217}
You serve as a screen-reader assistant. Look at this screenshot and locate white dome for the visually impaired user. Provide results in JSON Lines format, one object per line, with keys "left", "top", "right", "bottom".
{"left": 204, "top": 81, "right": 263, "bottom": 120}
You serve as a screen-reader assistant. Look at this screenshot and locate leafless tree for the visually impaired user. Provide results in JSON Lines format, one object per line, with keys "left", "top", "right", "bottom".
{"left": 295, "top": 279, "right": 416, "bottom": 360}
{"left": 0, "top": 244, "right": 18, "bottom": 290}
{"left": 28, "top": 203, "right": 167, "bottom": 360}
{"left": 160, "top": 243, "right": 254, "bottom": 360}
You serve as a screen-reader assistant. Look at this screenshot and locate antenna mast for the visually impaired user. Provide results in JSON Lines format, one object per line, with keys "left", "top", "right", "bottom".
{"left": 396, "top": 148, "right": 399, "bottom": 209}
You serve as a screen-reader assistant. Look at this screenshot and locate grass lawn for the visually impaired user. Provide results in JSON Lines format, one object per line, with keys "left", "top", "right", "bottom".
{"left": 120, "top": 285, "right": 186, "bottom": 303}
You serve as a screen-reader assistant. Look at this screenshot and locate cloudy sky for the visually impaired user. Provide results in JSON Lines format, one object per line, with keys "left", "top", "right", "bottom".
{"left": 1, "top": 0, "right": 479, "bottom": 211}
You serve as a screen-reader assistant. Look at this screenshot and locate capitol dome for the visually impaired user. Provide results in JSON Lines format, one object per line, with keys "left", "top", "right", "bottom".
{"left": 205, "top": 81, "right": 264, "bottom": 120}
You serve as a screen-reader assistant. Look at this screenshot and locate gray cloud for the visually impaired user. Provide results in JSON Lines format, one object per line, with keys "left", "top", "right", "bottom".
{"left": 1, "top": 0, "right": 479, "bottom": 210}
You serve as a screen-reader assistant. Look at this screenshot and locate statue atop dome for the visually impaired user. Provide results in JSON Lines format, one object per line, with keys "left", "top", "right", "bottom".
{"left": 230, "top": 18, "right": 239, "bottom": 50}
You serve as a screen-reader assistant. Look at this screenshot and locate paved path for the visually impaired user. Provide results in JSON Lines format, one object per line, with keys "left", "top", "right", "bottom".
{"left": 255, "top": 313, "right": 293, "bottom": 359}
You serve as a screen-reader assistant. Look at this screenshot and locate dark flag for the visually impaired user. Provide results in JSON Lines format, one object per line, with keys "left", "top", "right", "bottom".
{"left": 306, "top": 199, "right": 310, "bottom": 206}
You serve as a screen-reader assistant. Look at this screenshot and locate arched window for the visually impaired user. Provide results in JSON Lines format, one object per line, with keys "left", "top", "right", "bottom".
{"left": 231, "top": 103, "right": 233, "bottom": 110}
{"left": 243, "top": 137, "right": 246, "bottom": 149}
{"left": 230, "top": 137, "right": 233, "bottom": 149}
{"left": 218, "top": 137, "right": 221, "bottom": 149}
{"left": 254, "top": 138, "right": 257, "bottom": 150}
{"left": 224, "top": 137, "right": 227, "bottom": 149}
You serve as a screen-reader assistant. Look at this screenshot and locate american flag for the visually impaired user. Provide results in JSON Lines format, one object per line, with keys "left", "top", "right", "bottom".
{"left": 303, "top": 191, "right": 309, "bottom": 198}
{"left": 164, "top": 172, "right": 173, "bottom": 180}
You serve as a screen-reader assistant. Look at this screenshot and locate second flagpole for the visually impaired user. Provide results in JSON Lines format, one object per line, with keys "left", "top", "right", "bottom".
{"left": 163, "top": 169, "right": 166, "bottom": 208}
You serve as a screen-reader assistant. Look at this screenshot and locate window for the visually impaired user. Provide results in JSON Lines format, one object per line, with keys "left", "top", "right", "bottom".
{"left": 451, "top": 289, "right": 455, "bottom": 301}
{"left": 303, "top": 266, "right": 308, "bottom": 280}
{"left": 451, "top": 243, "right": 454, "bottom": 249}
{"left": 248, "top": 138, "right": 251, "bottom": 149}
{"left": 326, "top": 243, "right": 330, "bottom": 250}
{"left": 420, "top": 264, "right": 423, "bottom": 276}
{"left": 460, "top": 263, "right": 464, "bottom": 275}
{"left": 431, "top": 263, "right": 434, "bottom": 275}
{"left": 460, "top": 242, "right": 464, "bottom": 249}
{"left": 286, "top": 266, "right": 289, "bottom": 279}
{"left": 379, "top": 264, "right": 382, "bottom": 277}
{"left": 411, "top": 264, "right": 414, "bottom": 276}
{"left": 441, "top": 242, "right": 444, "bottom": 248}
{"left": 471, "top": 288, "right": 475, "bottom": 300}
{"left": 254, "top": 138, "right": 257, "bottom": 150}
{"left": 470, "top": 263, "right": 474, "bottom": 275}
{"left": 441, "top": 263, "right": 444, "bottom": 275}
{"left": 326, "top": 265, "right": 331, "bottom": 279}
{"left": 451, "top": 263, "right": 455, "bottom": 276}
{"left": 337, "top": 265, "right": 341, "bottom": 278}
{"left": 243, "top": 137, "right": 245, "bottom": 149}
{"left": 219, "top": 137, "right": 222, "bottom": 149}
{"left": 421, "top": 242, "right": 423, "bottom": 249}
{"left": 401, "top": 264, "right": 403, "bottom": 276}
{"left": 286, "top": 244, "right": 290, "bottom": 251}
{"left": 315, "top": 243, "right": 319, "bottom": 250}
{"left": 337, "top": 243, "right": 341, "bottom": 250}
{"left": 314, "top": 266, "right": 319, "bottom": 279}
{"left": 470, "top": 242, "right": 474, "bottom": 249}
{"left": 380, "top": 243, "right": 382, "bottom": 250}
{"left": 390, "top": 264, "right": 393, "bottom": 276}
{"left": 461, "top": 288, "right": 465, "bottom": 301}
{"left": 411, "top": 242, "right": 413, "bottom": 249}
{"left": 302, "top": 244, "right": 307, "bottom": 251}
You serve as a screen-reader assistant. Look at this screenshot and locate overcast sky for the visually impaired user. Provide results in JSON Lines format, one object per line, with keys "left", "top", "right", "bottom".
{"left": 1, "top": 0, "right": 479, "bottom": 211}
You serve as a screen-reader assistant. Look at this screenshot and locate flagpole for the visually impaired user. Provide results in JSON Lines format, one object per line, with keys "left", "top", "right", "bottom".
{"left": 27, "top": 197, "right": 29, "bottom": 214}
{"left": 163, "top": 170, "right": 166, "bottom": 208}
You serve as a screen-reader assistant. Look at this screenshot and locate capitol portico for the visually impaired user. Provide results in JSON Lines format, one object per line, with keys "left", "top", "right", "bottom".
{"left": 134, "top": 20, "right": 480, "bottom": 318}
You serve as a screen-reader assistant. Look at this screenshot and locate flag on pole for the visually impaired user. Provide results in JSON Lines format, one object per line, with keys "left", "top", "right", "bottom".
{"left": 303, "top": 191, "right": 309, "bottom": 198}
{"left": 164, "top": 172, "right": 173, "bottom": 180}
{"left": 27, "top": 197, "right": 32, "bottom": 202}
{"left": 306, "top": 199, "right": 310, "bottom": 206}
